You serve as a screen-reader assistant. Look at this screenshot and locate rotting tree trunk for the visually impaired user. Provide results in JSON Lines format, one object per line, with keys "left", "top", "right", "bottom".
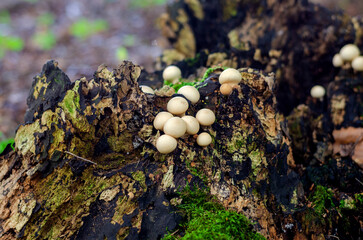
{"left": 0, "top": 60, "right": 299, "bottom": 239}
{"left": 156, "top": 0, "right": 363, "bottom": 115}
{"left": 1, "top": 0, "right": 363, "bottom": 239}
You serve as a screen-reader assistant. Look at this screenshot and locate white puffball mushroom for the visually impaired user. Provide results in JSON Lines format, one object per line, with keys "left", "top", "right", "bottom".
{"left": 339, "top": 44, "right": 360, "bottom": 62}
{"left": 140, "top": 85, "right": 154, "bottom": 94}
{"left": 156, "top": 135, "right": 177, "bottom": 154}
{"left": 352, "top": 56, "right": 363, "bottom": 71}
{"left": 220, "top": 83, "right": 233, "bottom": 96}
{"left": 163, "top": 117, "right": 187, "bottom": 138}
{"left": 182, "top": 116, "right": 200, "bottom": 135}
{"left": 177, "top": 86, "right": 200, "bottom": 104}
{"left": 167, "top": 97, "right": 189, "bottom": 115}
{"left": 219, "top": 68, "right": 242, "bottom": 85}
{"left": 310, "top": 85, "right": 325, "bottom": 99}
{"left": 196, "top": 108, "right": 215, "bottom": 126}
{"left": 153, "top": 112, "right": 173, "bottom": 130}
{"left": 197, "top": 132, "right": 212, "bottom": 147}
{"left": 163, "top": 65, "right": 182, "bottom": 83}
{"left": 332, "top": 54, "right": 343, "bottom": 67}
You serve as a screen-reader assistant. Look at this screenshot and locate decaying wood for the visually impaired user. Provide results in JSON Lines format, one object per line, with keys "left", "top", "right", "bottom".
{"left": 0, "top": 59, "right": 298, "bottom": 239}
{"left": 156, "top": 0, "right": 363, "bottom": 115}
{"left": 0, "top": 0, "right": 363, "bottom": 239}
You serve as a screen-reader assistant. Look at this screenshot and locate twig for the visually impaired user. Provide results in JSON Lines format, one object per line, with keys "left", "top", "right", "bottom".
{"left": 64, "top": 151, "right": 97, "bottom": 165}
{"left": 356, "top": 178, "right": 363, "bottom": 186}
{"left": 327, "top": 235, "right": 340, "bottom": 240}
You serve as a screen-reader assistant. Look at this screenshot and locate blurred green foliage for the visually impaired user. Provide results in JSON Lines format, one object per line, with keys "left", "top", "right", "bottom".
{"left": 0, "top": 10, "right": 11, "bottom": 24}
{"left": 123, "top": 34, "right": 136, "bottom": 47}
{"left": 0, "top": 35, "right": 24, "bottom": 59}
{"left": 69, "top": 18, "right": 109, "bottom": 40}
{"left": 115, "top": 47, "right": 129, "bottom": 60}
{"left": 129, "top": 0, "right": 167, "bottom": 8}
{"left": 37, "top": 12, "right": 55, "bottom": 27}
{"left": 32, "top": 30, "right": 56, "bottom": 50}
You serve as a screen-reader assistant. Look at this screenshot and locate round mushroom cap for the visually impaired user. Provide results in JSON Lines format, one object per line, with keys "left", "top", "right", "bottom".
{"left": 153, "top": 112, "right": 173, "bottom": 130}
{"left": 196, "top": 108, "right": 215, "bottom": 126}
{"left": 340, "top": 44, "right": 360, "bottom": 61}
{"left": 220, "top": 83, "right": 233, "bottom": 96}
{"left": 163, "top": 65, "right": 182, "bottom": 82}
{"left": 219, "top": 68, "right": 242, "bottom": 85}
{"left": 140, "top": 85, "right": 154, "bottom": 94}
{"left": 177, "top": 86, "right": 200, "bottom": 104}
{"left": 163, "top": 117, "right": 187, "bottom": 138}
{"left": 352, "top": 56, "right": 363, "bottom": 71}
{"left": 197, "top": 132, "right": 212, "bottom": 147}
{"left": 182, "top": 116, "right": 200, "bottom": 135}
{"left": 167, "top": 97, "right": 189, "bottom": 115}
{"left": 310, "top": 85, "right": 325, "bottom": 99}
{"left": 156, "top": 135, "right": 177, "bottom": 154}
{"left": 332, "top": 54, "right": 343, "bottom": 67}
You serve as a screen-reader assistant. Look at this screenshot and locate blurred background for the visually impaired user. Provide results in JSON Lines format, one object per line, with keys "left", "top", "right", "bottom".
{"left": 0, "top": 0, "right": 362, "bottom": 141}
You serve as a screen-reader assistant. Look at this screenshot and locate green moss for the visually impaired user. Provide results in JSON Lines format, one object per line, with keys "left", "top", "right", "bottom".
{"left": 59, "top": 82, "right": 80, "bottom": 117}
{"left": 201, "top": 66, "right": 227, "bottom": 82}
{"left": 309, "top": 185, "right": 335, "bottom": 216}
{"left": 339, "top": 193, "right": 363, "bottom": 211}
{"left": 163, "top": 79, "right": 198, "bottom": 92}
{"left": 162, "top": 185, "right": 265, "bottom": 240}
{"left": 108, "top": 131, "right": 134, "bottom": 153}
{"left": 132, "top": 170, "right": 146, "bottom": 191}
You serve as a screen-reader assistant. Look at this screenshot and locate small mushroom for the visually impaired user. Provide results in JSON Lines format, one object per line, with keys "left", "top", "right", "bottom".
{"left": 167, "top": 97, "right": 189, "bottom": 115}
{"left": 156, "top": 135, "right": 177, "bottom": 154}
{"left": 163, "top": 117, "right": 187, "bottom": 138}
{"left": 310, "top": 85, "right": 325, "bottom": 99}
{"left": 197, "top": 132, "right": 212, "bottom": 147}
{"left": 163, "top": 65, "right": 182, "bottom": 84}
{"left": 219, "top": 68, "right": 242, "bottom": 85}
{"left": 352, "top": 56, "right": 363, "bottom": 71}
{"left": 177, "top": 86, "right": 200, "bottom": 104}
{"left": 182, "top": 116, "right": 200, "bottom": 135}
{"left": 220, "top": 83, "right": 233, "bottom": 96}
{"left": 196, "top": 108, "right": 215, "bottom": 126}
{"left": 332, "top": 53, "right": 343, "bottom": 67}
{"left": 153, "top": 112, "right": 173, "bottom": 130}
{"left": 140, "top": 85, "right": 154, "bottom": 94}
{"left": 339, "top": 44, "right": 360, "bottom": 62}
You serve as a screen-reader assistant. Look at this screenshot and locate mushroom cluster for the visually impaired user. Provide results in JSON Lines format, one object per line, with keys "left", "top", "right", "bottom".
{"left": 332, "top": 43, "right": 363, "bottom": 71}
{"left": 153, "top": 66, "right": 216, "bottom": 154}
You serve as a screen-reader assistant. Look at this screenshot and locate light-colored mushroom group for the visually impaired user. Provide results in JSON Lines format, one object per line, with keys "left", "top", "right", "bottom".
{"left": 332, "top": 43, "right": 363, "bottom": 71}
{"left": 153, "top": 66, "right": 216, "bottom": 154}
